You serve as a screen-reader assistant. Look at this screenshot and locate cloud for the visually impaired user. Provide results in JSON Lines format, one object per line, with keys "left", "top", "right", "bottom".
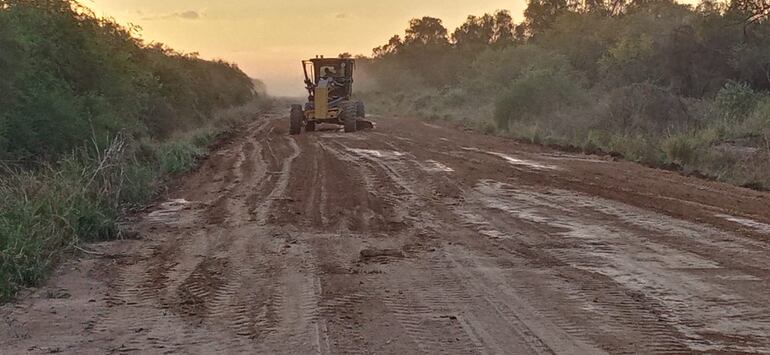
{"left": 177, "top": 11, "right": 200, "bottom": 19}
{"left": 142, "top": 10, "right": 201, "bottom": 21}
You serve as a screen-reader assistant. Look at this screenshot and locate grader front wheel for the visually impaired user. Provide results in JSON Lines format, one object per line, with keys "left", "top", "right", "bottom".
{"left": 289, "top": 104, "right": 303, "bottom": 135}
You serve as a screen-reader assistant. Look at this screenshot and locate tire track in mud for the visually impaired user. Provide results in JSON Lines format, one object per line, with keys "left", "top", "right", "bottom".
{"left": 317, "top": 135, "right": 452, "bottom": 233}
{"left": 450, "top": 188, "right": 694, "bottom": 353}
{"left": 253, "top": 135, "right": 301, "bottom": 224}
{"left": 285, "top": 132, "right": 486, "bottom": 353}
{"left": 443, "top": 248, "right": 604, "bottom": 354}
{"left": 317, "top": 142, "right": 400, "bottom": 232}
{"left": 92, "top": 249, "right": 222, "bottom": 353}
{"left": 340, "top": 132, "right": 704, "bottom": 354}
{"left": 270, "top": 136, "right": 328, "bottom": 228}
{"left": 454, "top": 179, "right": 770, "bottom": 353}
{"left": 308, "top": 133, "right": 575, "bottom": 354}
{"left": 83, "top": 115, "right": 317, "bottom": 353}
{"left": 313, "top": 134, "right": 531, "bottom": 353}
{"left": 373, "top": 260, "right": 488, "bottom": 354}
{"left": 258, "top": 243, "right": 326, "bottom": 354}
{"left": 189, "top": 125, "right": 325, "bottom": 352}
{"left": 205, "top": 119, "right": 273, "bottom": 226}
{"left": 175, "top": 257, "right": 230, "bottom": 317}
{"left": 208, "top": 126, "right": 326, "bottom": 353}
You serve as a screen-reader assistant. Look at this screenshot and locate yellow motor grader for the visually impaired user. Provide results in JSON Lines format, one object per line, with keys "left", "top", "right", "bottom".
{"left": 289, "top": 56, "right": 373, "bottom": 134}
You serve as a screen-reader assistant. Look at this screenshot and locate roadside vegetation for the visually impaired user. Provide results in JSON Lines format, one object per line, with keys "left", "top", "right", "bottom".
{"left": 357, "top": 0, "right": 770, "bottom": 190}
{"left": 0, "top": 0, "right": 269, "bottom": 301}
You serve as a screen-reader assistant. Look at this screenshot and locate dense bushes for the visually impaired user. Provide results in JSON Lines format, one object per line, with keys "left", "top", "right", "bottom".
{"left": 0, "top": 0, "right": 265, "bottom": 300}
{"left": 359, "top": 0, "right": 770, "bottom": 189}
{"left": 495, "top": 69, "right": 587, "bottom": 129}
{"left": 0, "top": 0, "right": 256, "bottom": 162}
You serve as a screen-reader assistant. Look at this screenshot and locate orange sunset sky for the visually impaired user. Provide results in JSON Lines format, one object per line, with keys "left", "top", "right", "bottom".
{"left": 83, "top": 0, "right": 696, "bottom": 96}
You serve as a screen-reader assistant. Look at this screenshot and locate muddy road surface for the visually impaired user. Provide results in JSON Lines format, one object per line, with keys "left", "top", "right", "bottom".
{"left": 3, "top": 110, "right": 770, "bottom": 354}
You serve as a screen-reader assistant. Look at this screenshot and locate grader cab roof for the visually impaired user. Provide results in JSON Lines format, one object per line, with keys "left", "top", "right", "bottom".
{"left": 302, "top": 57, "right": 355, "bottom": 85}
{"left": 302, "top": 56, "right": 356, "bottom": 100}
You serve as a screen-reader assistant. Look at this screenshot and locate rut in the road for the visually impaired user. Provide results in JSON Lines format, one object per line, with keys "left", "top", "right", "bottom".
{"left": 78, "top": 117, "right": 322, "bottom": 353}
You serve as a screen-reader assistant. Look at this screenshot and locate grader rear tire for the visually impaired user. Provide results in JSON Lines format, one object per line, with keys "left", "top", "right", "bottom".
{"left": 342, "top": 102, "right": 357, "bottom": 133}
{"left": 306, "top": 121, "right": 316, "bottom": 132}
{"left": 290, "top": 104, "right": 303, "bottom": 135}
{"left": 356, "top": 101, "right": 366, "bottom": 118}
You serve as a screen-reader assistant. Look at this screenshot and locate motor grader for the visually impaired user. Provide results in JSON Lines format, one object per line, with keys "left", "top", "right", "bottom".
{"left": 289, "top": 56, "right": 373, "bottom": 134}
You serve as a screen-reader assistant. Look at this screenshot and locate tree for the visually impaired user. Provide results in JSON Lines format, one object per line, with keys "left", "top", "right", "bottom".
{"left": 404, "top": 16, "right": 449, "bottom": 47}
{"left": 728, "top": 0, "right": 770, "bottom": 24}
{"left": 578, "top": 0, "right": 629, "bottom": 15}
{"left": 696, "top": 0, "right": 725, "bottom": 15}
{"left": 493, "top": 10, "right": 516, "bottom": 45}
{"left": 373, "top": 35, "right": 402, "bottom": 57}
{"left": 726, "top": 0, "right": 770, "bottom": 39}
{"left": 452, "top": 11, "right": 516, "bottom": 48}
{"left": 452, "top": 14, "right": 496, "bottom": 48}
{"left": 524, "top": 0, "right": 573, "bottom": 36}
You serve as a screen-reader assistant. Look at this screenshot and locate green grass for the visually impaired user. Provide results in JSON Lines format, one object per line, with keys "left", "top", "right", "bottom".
{"left": 0, "top": 140, "right": 195, "bottom": 301}
{"left": 157, "top": 127, "right": 229, "bottom": 174}
{"left": 158, "top": 140, "right": 205, "bottom": 174}
{"left": 1, "top": 153, "right": 121, "bottom": 300}
{"left": 0, "top": 99, "right": 267, "bottom": 302}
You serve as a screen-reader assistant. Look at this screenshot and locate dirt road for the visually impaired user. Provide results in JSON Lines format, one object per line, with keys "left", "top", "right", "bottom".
{"left": 3, "top": 110, "right": 770, "bottom": 354}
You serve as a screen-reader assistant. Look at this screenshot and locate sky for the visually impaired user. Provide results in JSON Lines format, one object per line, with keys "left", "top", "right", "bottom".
{"left": 84, "top": 0, "right": 527, "bottom": 96}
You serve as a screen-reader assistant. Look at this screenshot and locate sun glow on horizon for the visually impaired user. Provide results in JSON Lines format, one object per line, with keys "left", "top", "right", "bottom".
{"left": 84, "top": 0, "right": 528, "bottom": 95}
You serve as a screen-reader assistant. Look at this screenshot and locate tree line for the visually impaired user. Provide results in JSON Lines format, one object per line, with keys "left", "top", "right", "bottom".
{"left": 358, "top": 0, "right": 770, "bottom": 189}
{"left": 0, "top": 0, "right": 257, "bottom": 164}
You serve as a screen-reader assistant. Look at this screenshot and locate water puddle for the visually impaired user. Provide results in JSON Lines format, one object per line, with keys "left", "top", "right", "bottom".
{"left": 462, "top": 147, "right": 558, "bottom": 170}
{"left": 374, "top": 132, "right": 414, "bottom": 143}
{"left": 147, "top": 199, "right": 192, "bottom": 222}
{"left": 715, "top": 214, "right": 770, "bottom": 235}
{"left": 455, "top": 208, "right": 512, "bottom": 240}
{"left": 715, "top": 274, "right": 762, "bottom": 281}
{"left": 320, "top": 132, "right": 367, "bottom": 140}
{"left": 347, "top": 148, "right": 405, "bottom": 160}
{"left": 540, "top": 153, "right": 608, "bottom": 163}
{"left": 420, "top": 160, "right": 453, "bottom": 173}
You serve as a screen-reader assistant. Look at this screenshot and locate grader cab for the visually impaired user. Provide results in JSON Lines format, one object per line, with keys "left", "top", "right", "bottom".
{"left": 289, "top": 56, "right": 373, "bottom": 135}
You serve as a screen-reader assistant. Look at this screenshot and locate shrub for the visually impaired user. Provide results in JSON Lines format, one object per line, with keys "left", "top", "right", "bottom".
{"left": 745, "top": 99, "right": 770, "bottom": 151}
{"left": 609, "top": 134, "right": 662, "bottom": 164}
{"left": 601, "top": 83, "right": 691, "bottom": 134}
{"left": 510, "top": 122, "right": 547, "bottom": 144}
{"left": 494, "top": 69, "right": 587, "bottom": 130}
{"left": 661, "top": 133, "right": 701, "bottom": 166}
{"left": 584, "top": 129, "right": 613, "bottom": 153}
{"left": 714, "top": 81, "right": 762, "bottom": 122}
{"left": 119, "top": 161, "right": 159, "bottom": 206}
{"left": 157, "top": 140, "right": 205, "bottom": 174}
